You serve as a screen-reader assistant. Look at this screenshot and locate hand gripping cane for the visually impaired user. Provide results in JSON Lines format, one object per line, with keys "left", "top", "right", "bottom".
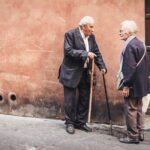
{"left": 88, "top": 58, "right": 95, "bottom": 124}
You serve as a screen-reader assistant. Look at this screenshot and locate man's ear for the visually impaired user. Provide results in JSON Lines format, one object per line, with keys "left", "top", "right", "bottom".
{"left": 126, "top": 31, "right": 131, "bottom": 35}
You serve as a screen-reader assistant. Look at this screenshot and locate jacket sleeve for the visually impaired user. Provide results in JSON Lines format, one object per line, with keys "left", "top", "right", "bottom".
{"left": 64, "top": 32, "right": 88, "bottom": 61}
{"left": 122, "top": 44, "right": 137, "bottom": 87}
{"left": 92, "top": 36, "right": 107, "bottom": 71}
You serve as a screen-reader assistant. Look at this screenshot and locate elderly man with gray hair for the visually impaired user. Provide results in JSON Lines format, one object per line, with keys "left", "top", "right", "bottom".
{"left": 118, "top": 20, "right": 149, "bottom": 144}
{"left": 59, "top": 16, "right": 107, "bottom": 134}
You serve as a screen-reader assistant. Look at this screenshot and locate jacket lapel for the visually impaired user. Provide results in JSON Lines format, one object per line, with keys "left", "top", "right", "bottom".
{"left": 74, "top": 28, "right": 86, "bottom": 50}
{"left": 88, "top": 36, "right": 92, "bottom": 52}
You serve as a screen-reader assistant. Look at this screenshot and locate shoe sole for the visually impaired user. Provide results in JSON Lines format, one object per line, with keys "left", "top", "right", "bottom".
{"left": 120, "top": 140, "right": 139, "bottom": 144}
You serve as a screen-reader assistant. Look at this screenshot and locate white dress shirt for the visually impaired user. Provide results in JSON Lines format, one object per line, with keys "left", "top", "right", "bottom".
{"left": 79, "top": 27, "right": 89, "bottom": 68}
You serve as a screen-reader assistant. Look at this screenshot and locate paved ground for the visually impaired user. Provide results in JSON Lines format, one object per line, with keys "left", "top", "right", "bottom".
{"left": 0, "top": 114, "right": 150, "bottom": 150}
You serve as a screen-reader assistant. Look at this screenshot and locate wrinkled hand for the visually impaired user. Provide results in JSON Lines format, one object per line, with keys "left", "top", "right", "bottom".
{"left": 101, "top": 69, "right": 107, "bottom": 74}
{"left": 122, "top": 87, "right": 129, "bottom": 97}
{"left": 88, "top": 52, "right": 96, "bottom": 60}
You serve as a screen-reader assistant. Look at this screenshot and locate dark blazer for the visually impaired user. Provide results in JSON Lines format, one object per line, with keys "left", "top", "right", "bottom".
{"left": 59, "top": 27, "right": 106, "bottom": 88}
{"left": 122, "top": 37, "right": 149, "bottom": 98}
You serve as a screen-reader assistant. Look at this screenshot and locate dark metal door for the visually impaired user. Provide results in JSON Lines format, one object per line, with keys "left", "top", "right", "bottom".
{"left": 145, "top": 1, "right": 150, "bottom": 113}
{"left": 145, "top": 0, "right": 150, "bottom": 77}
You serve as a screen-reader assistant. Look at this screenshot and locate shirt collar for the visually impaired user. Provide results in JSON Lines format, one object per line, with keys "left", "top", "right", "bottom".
{"left": 125, "top": 35, "right": 136, "bottom": 45}
{"left": 79, "top": 27, "right": 89, "bottom": 39}
{"left": 121, "top": 35, "right": 136, "bottom": 55}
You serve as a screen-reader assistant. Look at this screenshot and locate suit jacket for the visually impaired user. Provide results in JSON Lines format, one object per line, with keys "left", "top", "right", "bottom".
{"left": 59, "top": 27, "right": 106, "bottom": 88}
{"left": 122, "top": 37, "right": 149, "bottom": 98}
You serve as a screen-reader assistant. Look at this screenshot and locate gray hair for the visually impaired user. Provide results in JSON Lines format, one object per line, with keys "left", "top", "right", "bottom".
{"left": 121, "top": 20, "right": 138, "bottom": 34}
{"left": 79, "top": 16, "right": 95, "bottom": 26}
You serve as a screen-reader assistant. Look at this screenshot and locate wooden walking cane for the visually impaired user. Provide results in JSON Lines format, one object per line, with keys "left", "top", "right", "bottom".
{"left": 88, "top": 58, "right": 95, "bottom": 123}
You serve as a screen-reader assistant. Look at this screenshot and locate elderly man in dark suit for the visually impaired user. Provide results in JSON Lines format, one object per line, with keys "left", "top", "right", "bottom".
{"left": 59, "top": 16, "right": 107, "bottom": 134}
{"left": 119, "top": 20, "right": 149, "bottom": 144}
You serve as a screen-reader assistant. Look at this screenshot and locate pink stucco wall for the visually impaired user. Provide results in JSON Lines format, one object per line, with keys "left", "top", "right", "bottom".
{"left": 0, "top": 0, "right": 144, "bottom": 123}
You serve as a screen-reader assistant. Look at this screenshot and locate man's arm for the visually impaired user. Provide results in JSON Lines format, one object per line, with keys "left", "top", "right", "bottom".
{"left": 122, "top": 44, "right": 137, "bottom": 87}
{"left": 64, "top": 32, "right": 88, "bottom": 61}
{"left": 92, "top": 36, "right": 107, "bottom": 72}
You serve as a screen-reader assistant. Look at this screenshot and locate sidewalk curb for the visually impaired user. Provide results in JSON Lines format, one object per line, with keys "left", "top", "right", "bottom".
{"left": 88, "top": 123, "right": 150, "bottom": 138}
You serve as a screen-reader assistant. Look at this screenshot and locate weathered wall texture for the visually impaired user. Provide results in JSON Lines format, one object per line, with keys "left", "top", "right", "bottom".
{"left": 0, "top": 0, "right": 144, "bottom": 124}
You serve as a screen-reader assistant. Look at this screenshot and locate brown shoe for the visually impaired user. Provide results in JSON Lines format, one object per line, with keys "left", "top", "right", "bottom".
{"left": 119, "top": 137, "right": 139, "bottom": 144}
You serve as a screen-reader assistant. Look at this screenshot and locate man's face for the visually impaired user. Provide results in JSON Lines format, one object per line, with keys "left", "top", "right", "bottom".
{"left": 82, "top": 23, "right": 94, "bottom": 37}
{"left": 119, "top": 27, "right": 130, "bottom": 41}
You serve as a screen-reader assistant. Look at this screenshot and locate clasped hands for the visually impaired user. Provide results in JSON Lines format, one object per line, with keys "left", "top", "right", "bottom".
{"left": 88, "top": 52, "right": 96, "bottom": 60}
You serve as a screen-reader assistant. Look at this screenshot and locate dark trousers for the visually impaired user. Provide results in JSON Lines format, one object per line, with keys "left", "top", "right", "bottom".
{"left": 64, "top": 69, "right": 90, "bottom": 126}
{"left": 124, "top": 98, "right": 144, "bottom": 139}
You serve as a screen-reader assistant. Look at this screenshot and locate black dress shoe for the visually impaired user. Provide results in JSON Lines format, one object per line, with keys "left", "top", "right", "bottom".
{"left": 76, "top": 124, "right": 92, "bottom": 132}
{"left": 66, "top": 124, "right": 75, "bottom": 134}
{"left": 119, "top": 137, "right": 139, "bottom": 144}
{"left": 139, "top": 133, "right": 144, "bottom": 141}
